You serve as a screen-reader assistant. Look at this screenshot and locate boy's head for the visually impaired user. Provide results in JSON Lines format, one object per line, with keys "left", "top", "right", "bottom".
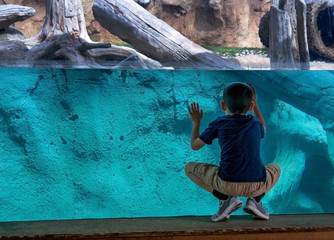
{"left": 222, "top": 82, "right": 253, "bottom": 114}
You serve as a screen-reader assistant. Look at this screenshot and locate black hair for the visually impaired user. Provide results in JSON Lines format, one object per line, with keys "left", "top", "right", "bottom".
{"left": 223, "top": 82, "right": 253, "bottom": 114}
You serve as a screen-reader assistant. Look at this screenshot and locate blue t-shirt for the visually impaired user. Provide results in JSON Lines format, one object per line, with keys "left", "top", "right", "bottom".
{"left": 199, "top": 114, "right": 266, "bottom": 182}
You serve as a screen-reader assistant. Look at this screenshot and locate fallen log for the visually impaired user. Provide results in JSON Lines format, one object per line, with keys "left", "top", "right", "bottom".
{"left": 307, "top": 2, "right": 334, "bottom": 61}
{"left": 0, "top": 4, "right": 35, "bottom": 30}
{"left": 92, "top": 0, "right": 242, "bottom": 70}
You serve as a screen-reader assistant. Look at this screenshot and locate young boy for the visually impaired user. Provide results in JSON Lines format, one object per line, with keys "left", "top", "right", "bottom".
{"left": 185, "top": 82, "right": 280, "bottom": 221}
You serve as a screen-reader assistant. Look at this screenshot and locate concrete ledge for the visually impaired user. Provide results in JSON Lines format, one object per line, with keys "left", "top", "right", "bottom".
{"left": 0, "top": 214, "right": 333, "bottom": 240}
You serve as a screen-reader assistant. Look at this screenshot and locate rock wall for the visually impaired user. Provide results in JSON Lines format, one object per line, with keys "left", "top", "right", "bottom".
{"left": 0, "top": 69, "right": 333, "bottom": 221}
{"left": 149, "top": 0, "right": 270, "bottom": 47}
{"left": 0, "top": 0, "right": 269, "bottom": 47}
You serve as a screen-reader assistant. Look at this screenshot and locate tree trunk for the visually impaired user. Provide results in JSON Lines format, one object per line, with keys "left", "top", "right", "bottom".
{"left": 24, "top": 0, "right": 91, "bottom": 47}
{"left": 270, "top": 0, "right": 310, "bottom": 70}
{"left": 17, "top": 0, "right": 161, "bottom": 68}
{"left": 92, "top": 0, "right": 242, "bottom": 70}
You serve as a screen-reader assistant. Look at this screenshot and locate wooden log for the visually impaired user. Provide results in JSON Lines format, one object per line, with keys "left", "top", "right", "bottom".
{"left": 92, "top": 0, "right": 242, "bottom": 69}
{"left": 270, "top": 0, "right": 310, "bottom": 70}
{"left": 24, "top": 0, "right": 92, "bottom": 47}
{"left": 307, "top": 2, "right": 334, "bottom": 61}
{"left": 296, "top": 0, "right": 310, "bottom": 70}
{"left": 0, "top": 4, "right": 35, "bottom": 30}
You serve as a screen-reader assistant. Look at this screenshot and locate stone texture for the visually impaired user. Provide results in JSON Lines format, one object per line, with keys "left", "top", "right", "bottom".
{"left": 149, "top": 0, "right": 270, "bottom": 48}
{"left": 264, "top": 100, "right": 329, "bottom": 214}
{"left": 0, "top": 4, "right": 35, "bottom": 30}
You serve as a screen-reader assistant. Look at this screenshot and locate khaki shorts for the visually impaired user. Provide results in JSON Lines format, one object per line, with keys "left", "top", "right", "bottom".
{"left": 192, "top": 162, "right": 281, "bottom": 198}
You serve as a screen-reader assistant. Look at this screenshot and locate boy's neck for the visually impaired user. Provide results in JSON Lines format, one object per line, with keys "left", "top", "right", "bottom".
{"left": 225, "top": 111, "right": 247, "bottom": 116}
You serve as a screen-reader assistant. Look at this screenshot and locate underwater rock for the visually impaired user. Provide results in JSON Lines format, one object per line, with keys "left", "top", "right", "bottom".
{"left": 264, "top": 99, "right": 330, "bottom": 213}
{"left": 290, "top": 192, "right": 323, "bottom": 213}
{"left": 266, "top": 140, "right": 306, "bottom": 213}
{"left": 327, "top": 131, "right": 334, "bottom": 168}
{"left": 269, "top": 100, "right": 327, "bottom": 145}
{"left": 0, "top": 4, "right": 35, "bottom": 30}
{"left": 245, "top": 71, "right": 334, "bottom": 131}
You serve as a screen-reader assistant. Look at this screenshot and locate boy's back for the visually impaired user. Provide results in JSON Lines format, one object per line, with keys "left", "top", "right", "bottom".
{"left": 199, "top": 114, "right": 266, "bottom": 182}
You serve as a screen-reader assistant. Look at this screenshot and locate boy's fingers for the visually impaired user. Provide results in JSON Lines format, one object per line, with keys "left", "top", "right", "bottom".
{"left": 191, "top": 102, "right": 195, "bottom": 110}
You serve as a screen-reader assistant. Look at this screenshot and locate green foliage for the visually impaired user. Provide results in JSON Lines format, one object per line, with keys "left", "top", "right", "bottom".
{"left": 113, "top": 43, "right": 135, "bottom": 49}
{"left": 201, "top": 45, "right": 268, "bottom": 57}
{"left": 112, "top": 43, "right": 268, "bottom": 57}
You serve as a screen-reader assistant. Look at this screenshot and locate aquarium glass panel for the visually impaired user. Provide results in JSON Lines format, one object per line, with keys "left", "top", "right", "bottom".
{"left": 0, "top": 68, "right": 333, "bottom": 221}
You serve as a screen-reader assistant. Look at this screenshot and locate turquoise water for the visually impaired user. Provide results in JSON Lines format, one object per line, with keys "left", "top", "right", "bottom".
{"left": 0, "top": 68, "right": 333, "bottom": 221}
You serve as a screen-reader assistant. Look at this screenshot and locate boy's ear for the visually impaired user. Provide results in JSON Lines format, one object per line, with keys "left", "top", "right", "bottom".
{"left": 221, "top": 101, "right": 227, "bottom": 111}
{"left": 248, "top": 101, "right": 255, "bottom": 112}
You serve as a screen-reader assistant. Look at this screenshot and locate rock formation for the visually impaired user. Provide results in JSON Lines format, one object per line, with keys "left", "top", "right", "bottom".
{"left": 238, "top": 70, "right": 334, "bottom": 170}
{"left": 149, "top": 0, "right": 269, "bottom": 48}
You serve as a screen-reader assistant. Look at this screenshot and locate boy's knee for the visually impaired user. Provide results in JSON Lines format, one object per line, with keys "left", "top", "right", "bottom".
{"left": 185, "top": 162, "right": 197, "bottom": 175}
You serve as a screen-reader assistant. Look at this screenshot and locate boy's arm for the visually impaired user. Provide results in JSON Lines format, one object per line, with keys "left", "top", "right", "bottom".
{"left": 247, "top": 83, "right": 266, "bottom": 132}
{"left": 188, "top": 102, "right": 206, "bottom": 150}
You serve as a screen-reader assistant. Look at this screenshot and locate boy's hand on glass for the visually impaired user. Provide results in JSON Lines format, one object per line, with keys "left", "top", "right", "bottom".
{"left": 188, "top": 102, "right": 203, "bottom": 125}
